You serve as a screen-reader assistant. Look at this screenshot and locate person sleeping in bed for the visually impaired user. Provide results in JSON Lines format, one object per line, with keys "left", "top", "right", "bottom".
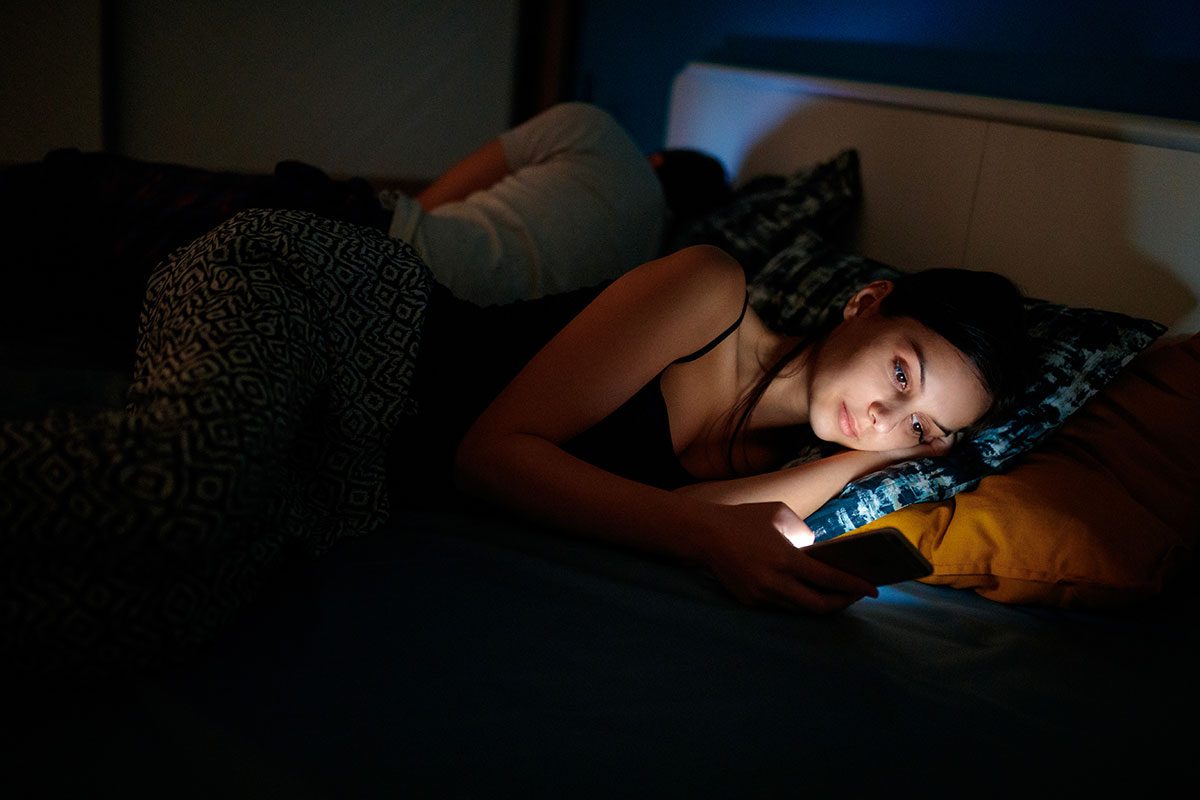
{"left": 1, "top": 209, "right": 1025, "bottom": 680}
{"left": 388, "top": 101, "right": 729, "bottom": 306}
{"left": 1, "top": 102, "right": 727, "bottom": 372}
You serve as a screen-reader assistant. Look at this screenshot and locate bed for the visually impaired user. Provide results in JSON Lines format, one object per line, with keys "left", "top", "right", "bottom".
{"left": 4, "top": 63, "right": 1200, "bottom": 797}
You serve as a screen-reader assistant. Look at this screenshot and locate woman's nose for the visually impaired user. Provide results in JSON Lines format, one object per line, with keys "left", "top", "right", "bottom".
{"left": 868, "top": 401, "right": 904, "bottom": 432}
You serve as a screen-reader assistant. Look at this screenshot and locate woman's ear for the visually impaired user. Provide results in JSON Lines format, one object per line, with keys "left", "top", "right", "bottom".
{"left": 842, "top": 280, "right": 895, "bottom": 319}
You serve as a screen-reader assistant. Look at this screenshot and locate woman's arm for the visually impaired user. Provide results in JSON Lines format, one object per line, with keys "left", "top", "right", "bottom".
{"left": 455, "top": 246, "right": 878, "bottom": 611}
{"left": 675, "top": 437, "right": 952, "bottom": 521}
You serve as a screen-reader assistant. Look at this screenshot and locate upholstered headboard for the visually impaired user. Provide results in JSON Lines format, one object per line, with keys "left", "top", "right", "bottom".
{"left": 665, "top": 62, "right": 1200, "bottom": 337}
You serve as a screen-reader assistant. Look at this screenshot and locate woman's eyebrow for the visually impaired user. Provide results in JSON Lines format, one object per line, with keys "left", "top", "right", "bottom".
{"left": 908, "top": 336, "right": 952, "bottom": 437}
{"left": 912, "top": 335, "right": 931, "bottom": 391}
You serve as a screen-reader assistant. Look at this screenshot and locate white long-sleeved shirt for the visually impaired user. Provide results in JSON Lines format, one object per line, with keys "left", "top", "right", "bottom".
{"left": 390, "top": 102, "right": 666, "bottom": 306}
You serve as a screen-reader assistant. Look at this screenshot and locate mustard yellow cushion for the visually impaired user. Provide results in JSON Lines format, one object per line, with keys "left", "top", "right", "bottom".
{"left": 858, "top": 334, "right": 1200, "bottom": 609}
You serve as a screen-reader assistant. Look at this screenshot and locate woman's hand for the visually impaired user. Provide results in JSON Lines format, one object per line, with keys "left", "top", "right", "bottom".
{"left": 878, "top": 431, "right": 959, "bottom": 465}
{"left": 673, "top": 432, "right": 957, "bottom": 526}
{"left": 694, "top": 501, "right": 878, "bottom": 613}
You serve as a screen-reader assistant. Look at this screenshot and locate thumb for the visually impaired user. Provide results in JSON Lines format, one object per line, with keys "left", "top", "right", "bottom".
{"left": 780, "top": 518, "right": 815, "bottom": 548}
{"left": 927, "top": 433, "right": 957, "bottom": 457}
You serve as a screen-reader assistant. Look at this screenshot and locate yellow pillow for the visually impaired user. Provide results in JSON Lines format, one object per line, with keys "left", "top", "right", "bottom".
{"left": 858, "top": 334, "right": 1200, "bottom": 609}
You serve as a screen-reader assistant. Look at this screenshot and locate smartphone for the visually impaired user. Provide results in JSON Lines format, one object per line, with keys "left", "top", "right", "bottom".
{"left": 803, "top": 527, "right": 932, "bottom": 586}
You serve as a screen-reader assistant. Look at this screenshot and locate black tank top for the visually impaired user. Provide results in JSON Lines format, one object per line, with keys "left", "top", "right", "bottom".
{"left": 388, "top": 283, "right": 747, "bottom": 505}
{"left": 562, "top": 294, "right": 748, "bottom": 489}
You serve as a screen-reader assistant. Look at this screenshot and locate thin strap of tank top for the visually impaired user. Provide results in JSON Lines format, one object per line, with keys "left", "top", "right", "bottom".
{"left": 672, "top": 293, "right": 750, "bottom": 365}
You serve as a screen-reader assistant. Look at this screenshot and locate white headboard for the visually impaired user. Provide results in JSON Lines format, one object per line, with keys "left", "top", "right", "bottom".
{"left": 665, "top": 62, "right": 1200, "bottom": 337}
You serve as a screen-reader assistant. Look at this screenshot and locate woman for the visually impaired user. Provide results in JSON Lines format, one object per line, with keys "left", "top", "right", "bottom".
{"left": 1, "top": 209, "right": 1024, "bottom": 679}
{"left": 455, "top": 242, "right": 1025, "bottom": 612}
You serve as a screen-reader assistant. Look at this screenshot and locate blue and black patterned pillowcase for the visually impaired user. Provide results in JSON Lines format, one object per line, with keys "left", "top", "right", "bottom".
{"left": 673, "top": 150, "right": 1166, "bottom": 540}
{"left": 665, "top": 149, "right": 863, "bottom": 278}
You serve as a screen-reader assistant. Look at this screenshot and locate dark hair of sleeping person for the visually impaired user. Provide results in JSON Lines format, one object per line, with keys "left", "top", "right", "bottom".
{"left": 648, "top": 149, "right": 732, "bottom": 225}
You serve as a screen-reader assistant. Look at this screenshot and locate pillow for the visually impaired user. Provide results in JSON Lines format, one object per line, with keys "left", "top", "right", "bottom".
{"left": 744, "top": 231, "right": 1167, "bottom": 539}
{"left": 747, "top": 229, "right": 896, "bottom": 332}
{"left": 854, "top": 335, "right": 1200, "bottom": 609}
{"left": 667, "top": 149, "right": 861, "bottom": 278}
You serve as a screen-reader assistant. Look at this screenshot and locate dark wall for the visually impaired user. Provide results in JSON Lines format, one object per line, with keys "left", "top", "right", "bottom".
{"left": 571, "top": 0, "right": 1200, "bottom": 153}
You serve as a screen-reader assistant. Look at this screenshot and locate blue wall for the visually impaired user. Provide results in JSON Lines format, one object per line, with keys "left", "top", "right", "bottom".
{"left": 572, "top": 0, "right": 1200, "bottom": 152}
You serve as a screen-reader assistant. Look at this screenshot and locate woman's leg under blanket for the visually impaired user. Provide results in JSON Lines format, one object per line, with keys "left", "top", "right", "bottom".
{"left": 0, "top": 209, "right": 433, "bottom": 681}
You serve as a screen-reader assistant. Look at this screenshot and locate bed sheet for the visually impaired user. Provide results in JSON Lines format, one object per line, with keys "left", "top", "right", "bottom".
{"left": 8, "top": 507, "right": 1196, "bottom": 798}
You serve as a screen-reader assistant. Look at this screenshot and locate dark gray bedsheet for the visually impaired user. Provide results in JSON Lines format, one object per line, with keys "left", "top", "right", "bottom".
{"left": 7, "top": 507, "right": 1197, "bottom": 798}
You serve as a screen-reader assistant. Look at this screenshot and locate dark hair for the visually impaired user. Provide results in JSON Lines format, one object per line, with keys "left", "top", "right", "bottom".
{"left": 649, "top": 149, "right": 731, "bottom": 224}
{"left": 725, "top": 268, "right": 1028, "bottom": 473}
{"left": 879, "top": 268, "right": 1029, "bottom": 429}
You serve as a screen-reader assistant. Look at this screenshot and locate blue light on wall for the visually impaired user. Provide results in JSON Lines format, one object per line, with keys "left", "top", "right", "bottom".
{"left": 573, "top": 0, "right": 1200, "bottom": 152}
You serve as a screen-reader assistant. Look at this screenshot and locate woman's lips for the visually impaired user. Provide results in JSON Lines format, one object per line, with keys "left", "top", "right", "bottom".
{"left": 839, "top": 403, "right": 858, "bottom": 439}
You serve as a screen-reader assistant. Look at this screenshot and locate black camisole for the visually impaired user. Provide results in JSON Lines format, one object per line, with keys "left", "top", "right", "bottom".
{"left": 562, "top": 293, "right": 749, "bottom": 489}
{"left": 388, "top": 283, "right": 748, "bottom": 504}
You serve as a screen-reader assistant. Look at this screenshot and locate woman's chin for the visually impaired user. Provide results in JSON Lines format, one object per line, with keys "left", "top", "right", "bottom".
{"left": 810, "top": 424, "right": 844, "bottom": 450}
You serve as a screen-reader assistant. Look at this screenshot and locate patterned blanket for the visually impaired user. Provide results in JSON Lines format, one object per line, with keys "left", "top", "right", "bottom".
{"left": 2, "top": 209, "right": 431, "bottom": 681}
{"left": 0, "top": 150, "right": 391, "bottom": 370}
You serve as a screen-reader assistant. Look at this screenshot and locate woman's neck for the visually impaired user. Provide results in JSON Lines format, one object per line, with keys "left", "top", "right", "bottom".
{"left": 743, "top": 331, "right": 812, "bottom": 432}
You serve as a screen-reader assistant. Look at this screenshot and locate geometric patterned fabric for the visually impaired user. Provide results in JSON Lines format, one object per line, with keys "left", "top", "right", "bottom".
{"left": 1, "top": 209, "right": 432, "bottom": 680}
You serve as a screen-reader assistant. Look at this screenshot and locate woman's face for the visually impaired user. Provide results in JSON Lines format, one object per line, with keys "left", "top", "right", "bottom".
{"left": 806, "top": 284, "right": 992, "bottom": 452}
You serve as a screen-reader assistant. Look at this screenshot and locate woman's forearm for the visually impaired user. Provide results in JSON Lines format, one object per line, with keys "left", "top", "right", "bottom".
{"left": 455, "top": 431, "right": 878, "bottom": 609}
{"left": 456, "top": 431, "right": 722, "bottom": 563}
{"left": 674, "top": 448, "right": 904, "bottom": 519}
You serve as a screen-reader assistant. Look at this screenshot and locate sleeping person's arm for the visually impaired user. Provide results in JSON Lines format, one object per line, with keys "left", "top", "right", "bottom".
{"left": 455, "top": 246, "right": 877, "bottom": 611}
{"left": 415, "top": 138, "right": 510, "bottom": 211}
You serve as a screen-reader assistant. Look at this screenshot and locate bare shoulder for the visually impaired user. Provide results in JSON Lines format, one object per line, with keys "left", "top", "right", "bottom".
{"left": 462, "top": 245, "right": 750, "bottom": 447}
{"left": 654, "top": 244, "right": 745, "bottom": 292}
{"left": 613, "top": 245, "right": 747, "bottom": 332}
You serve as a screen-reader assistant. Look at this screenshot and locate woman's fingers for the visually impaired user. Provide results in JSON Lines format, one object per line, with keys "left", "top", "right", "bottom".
{"left": 761, "top": 573, "right": 869, "bottom": 614}
{"left": 767, "top": 503, "right": 877, "bottom": 599}
{"left": 790, "top": 551, "right": 878, "bottom": 599}
{"left": 884, "top": 431, "right": 959, "bottom": 464}
{"left": 926, "top": 433, "right": 957, "bottom": 457}
{"left": 779, "top": 520, "right": 814, "bottom": 548}
{"left": 704, "top": 500, "right": 878, "bottom": 613}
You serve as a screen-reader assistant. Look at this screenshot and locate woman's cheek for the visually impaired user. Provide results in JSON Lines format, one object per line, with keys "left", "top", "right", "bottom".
{"left": 811, "top": 403, "right": 846, "bottom": 446}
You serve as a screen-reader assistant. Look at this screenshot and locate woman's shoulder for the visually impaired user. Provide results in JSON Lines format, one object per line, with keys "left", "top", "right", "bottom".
{"left": 551, "top": 246, "right": 750, "bottom": 376}
{"left": 639, "top": 246, "right": 748, "bottom": 350}
{"left": 664, "top": 243, "right": 744, "bottom": 280}
{"left": 641, "top": 245, "right": 747, "bottom": 317}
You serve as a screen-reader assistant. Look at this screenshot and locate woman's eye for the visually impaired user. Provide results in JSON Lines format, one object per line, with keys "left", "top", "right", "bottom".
{"left": 910, "top": 413, "right": 924, "bottom": 441}
{"left": 893, "top": 360, "right": 908, "bottom": 389}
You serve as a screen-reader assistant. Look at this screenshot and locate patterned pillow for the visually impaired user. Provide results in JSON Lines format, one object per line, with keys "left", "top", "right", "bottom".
{"left": 855, "top": 335, "right": 1200, "bottom": 609}
{"left": 747, "top": 229, "right": 896, "bottom": 333}
{"left": 746, "top": 232, "right": 1168, "bottom": 540}
{"left": 667, "top": 149, "right": 862, "bottom": 278}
